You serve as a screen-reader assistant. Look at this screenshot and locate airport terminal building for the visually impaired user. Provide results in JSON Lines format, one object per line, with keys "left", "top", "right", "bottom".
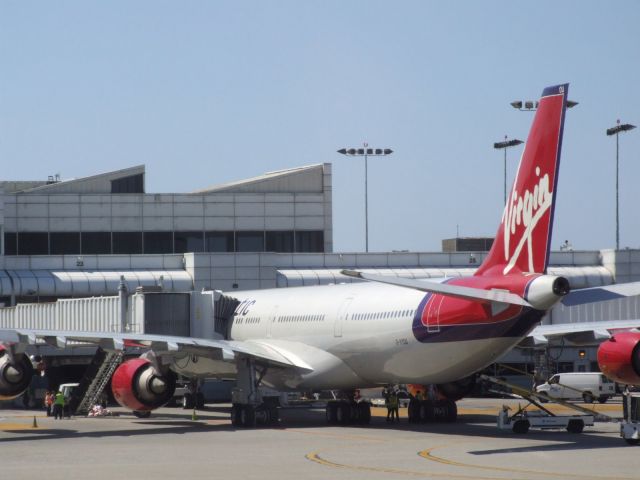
{"left": 0, "top": 163, "right": 639, "bottom": 379}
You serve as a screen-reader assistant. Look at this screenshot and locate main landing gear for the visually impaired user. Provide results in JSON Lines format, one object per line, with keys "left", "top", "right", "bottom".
{"left": 181, "top": 379, "right": 205, "bottom": 410}
{"left": 230, "top": 357, "right": 279, "bottom": 428}
{"left": 407, "top": 398, "right": 457, "bottom": 423}
{"left": 325, "top": 399, "right": 372, "bottom": 425}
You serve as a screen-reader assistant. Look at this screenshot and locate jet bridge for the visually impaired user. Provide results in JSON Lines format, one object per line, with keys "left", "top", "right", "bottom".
{"left": 213, "top": 290, "right": 240, "bottom": 340}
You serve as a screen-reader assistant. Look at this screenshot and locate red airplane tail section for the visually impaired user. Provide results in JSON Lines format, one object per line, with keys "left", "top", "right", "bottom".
{"left": 476, "top": 84, "right": 569, "bottom": 277}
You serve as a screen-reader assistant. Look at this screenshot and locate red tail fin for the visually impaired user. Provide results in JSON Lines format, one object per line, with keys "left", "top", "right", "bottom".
{"left": 476, "top": 84, "right": 569, "bottom": 277}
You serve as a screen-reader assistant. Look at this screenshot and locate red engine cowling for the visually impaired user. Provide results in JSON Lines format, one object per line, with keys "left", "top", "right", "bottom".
{"left": 598, "top": 332, "right": 640, "bottom": 385}
{"left": 111, "top": 358, "right": 177, "bottom": 412}
{"left": 0, "top": 346, "right": 34, "bottom": 400}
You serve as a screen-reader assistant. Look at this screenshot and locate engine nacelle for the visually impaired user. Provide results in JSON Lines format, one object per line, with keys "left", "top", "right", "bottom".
{"left": 0, "top": 346, "right": 34, "bottom": 400}
{"left": 436, "top": 374, "right": 476, "bottom": 401}
{"left": 111, "top": 358, "right": 177, "bottom": 411}
{"left": 597, "top": 332, "right": 640, "bottom": 385}
{"left": 524, "top": 275, "right": 570, "bottom": 311}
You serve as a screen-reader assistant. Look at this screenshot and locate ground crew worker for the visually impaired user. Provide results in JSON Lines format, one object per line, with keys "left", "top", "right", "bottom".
{"left": 388, "top": 390, "right": 399, "bottom": 423}
{"left": 53, "top": 390, "right": 65, "bottom": 420}
{"left": 44, "top": 391, "right": 54, "bottom": 416}
{"left": 383, "top": 386, "right": 392, "bottom": 421}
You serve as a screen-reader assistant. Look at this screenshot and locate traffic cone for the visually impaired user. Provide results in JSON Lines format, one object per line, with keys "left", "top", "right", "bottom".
{"left": 191, "top": 408, "right": 197, "bottom": 421}
{"left": 32, "top": 416, "right": 38, "bottom": 428}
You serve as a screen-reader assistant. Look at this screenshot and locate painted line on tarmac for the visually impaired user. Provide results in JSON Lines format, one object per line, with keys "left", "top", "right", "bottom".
{"left": 287, "top": 428, "right": 384, "bottom": 442}
{"left": 0, "top": 423, "right": 40, "bottom": 430}
{"left": 306, "top": 449, "right": 545, "bottom": 480}
{"left": 418, "top": 445, "right": 634, "bottom": 480}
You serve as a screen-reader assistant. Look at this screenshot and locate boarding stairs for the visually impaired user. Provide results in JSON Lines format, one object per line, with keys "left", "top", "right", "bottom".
{"left": 74, "top": 349, "right": 124, "bottom": 415}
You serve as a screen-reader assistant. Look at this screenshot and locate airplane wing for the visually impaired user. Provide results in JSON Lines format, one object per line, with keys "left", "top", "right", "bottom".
{"left": 561, "top": 281, "right": 640, "bottom": 306}
{"left": 340, "top": 269, "right": 532, "bottom": 307}
{"left": 0, "top": 329, "right": 313, "bottom": 372}
{"left": 520, "top": 320, "right": 640, "bottom": 347}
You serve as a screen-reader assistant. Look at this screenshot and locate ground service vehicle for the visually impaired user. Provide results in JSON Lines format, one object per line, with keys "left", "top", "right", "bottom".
{"left": 536, "top": 372, "right": 615, "bottom": 403}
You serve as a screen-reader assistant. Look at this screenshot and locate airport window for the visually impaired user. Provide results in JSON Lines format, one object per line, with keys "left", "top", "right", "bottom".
{"left": 112, "top": 232, "right": 142, "bottom": 254}
{"left": 205, "top": 231, "right": 235, "bottom": 252}
{"left": 236, "top": 231, "right": 265, "bottom": 252}
{"left": 50, "top": 232, "right": 80, "bottom": 255}
{"left": 175, "top": 231, "right": 204, "bottom": 253}
{"left": 18, "top": 232, "right": 49, "bottom": 255}
{"left": 295, "top": 230, "right": 324, "bottom": 252}
{"left": 4, "top": 233, "right": 17, "bottom": 255}
{"left": 266, "top": 231, "right": 294, "bottom": 253}
{"left": 143, "top": 232, "right": 173, "bottom": 254}
{"left": 81, "top": 232, "right": 112, "bottom": 254}
{"left": 111, "top": 173, "right": 144, "bottom": 193}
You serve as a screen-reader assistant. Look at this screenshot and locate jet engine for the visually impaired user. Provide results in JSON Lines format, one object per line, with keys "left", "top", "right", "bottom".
{"left": 523, "top": 275, "right": 570, "bottom": 311}
{"left": 597, "top": 332, "right": 640, "bottom": 386}
{"left": 111, "top": 358, "right": 177, "bottom": 412}
{"left": 0, "top": 346, "right": 34, "bottom": 400}
{"left": 436, "top": 374, "right": 476, "bottom": 401}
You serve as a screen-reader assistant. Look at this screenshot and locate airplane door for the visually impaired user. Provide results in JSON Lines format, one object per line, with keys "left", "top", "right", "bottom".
{"left": 334, "top": 297, "right": 353, "bottom": 337}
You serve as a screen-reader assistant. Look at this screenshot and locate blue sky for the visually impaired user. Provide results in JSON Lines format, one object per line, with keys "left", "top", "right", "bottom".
{"left": 2, "top": 1, "right": 639, "bottom": 252}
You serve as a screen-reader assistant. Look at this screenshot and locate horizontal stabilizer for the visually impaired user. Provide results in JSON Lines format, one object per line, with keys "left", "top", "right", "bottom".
{"left": 340, "top": 270, "right": 531, "bottom": 307}
{"left": 520, "top": 319, "right": 640, "bottom": 347}
{"left": 562, "top": 281, "right": 640, "bottom": 306}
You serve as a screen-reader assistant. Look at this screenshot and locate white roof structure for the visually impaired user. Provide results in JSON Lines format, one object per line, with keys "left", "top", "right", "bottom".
{"left": 193, "top": 164, "right": 325, "bottom": 193}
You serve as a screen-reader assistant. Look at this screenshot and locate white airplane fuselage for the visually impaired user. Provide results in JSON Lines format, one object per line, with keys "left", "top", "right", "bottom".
{"left": 173, "top": 281, "right": 536, "bottom": 391}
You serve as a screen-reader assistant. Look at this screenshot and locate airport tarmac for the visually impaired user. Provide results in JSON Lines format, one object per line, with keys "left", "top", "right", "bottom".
{"left": 0, "top": 398, "right": 639, "bottom": 480}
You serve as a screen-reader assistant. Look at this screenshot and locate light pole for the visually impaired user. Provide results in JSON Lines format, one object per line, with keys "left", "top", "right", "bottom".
{"left": 337, "top": 144, "right": 393, "bottom": 252}
{"left": 510, "top": 100, "right": 579, "bottom": 111}
{"left": 606, "top": 120, "right": 636, "bottom": 250}
{"left": 493, "top": 136, "right": 523, "bottom": 204}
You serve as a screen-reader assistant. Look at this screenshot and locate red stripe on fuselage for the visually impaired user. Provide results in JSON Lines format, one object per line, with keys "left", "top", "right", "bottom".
{"left": 419, "top": 273, "right": 537, "bottom": 328}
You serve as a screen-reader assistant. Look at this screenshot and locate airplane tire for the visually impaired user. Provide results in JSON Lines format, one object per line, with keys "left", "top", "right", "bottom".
{"left": 445, "top": 400, "right": 457, "bottom": 423}
{"left": 408, "top": 400, "right": 420, "bottom": 423}
{"left": 336, "top": 402, "right": 350, "bottom": 425}
{"left": 325, "top": 402, "right": 338, "bottom": 424}
{"left": 512, "top": 419, "right": 530, "bottom": 434}
{"left": 133, "top": 410, "right": 151, "bottom": 418}
{"left": 566, "top": 419, "right": 584, "bottom": 433}
{"left": 419, "top": 401, "right": 433, "bottom": 422}
{"left": 240, "top": 405, "right": 256, "bottom": 428}
{"left": 230, "top": 404, "right": 242, "bottom": 427}
{"left": 269, "top": 407, "right": 279, "bottom": 424}
{"left": 357, "top": 402, "right": 371, "bottom": 424}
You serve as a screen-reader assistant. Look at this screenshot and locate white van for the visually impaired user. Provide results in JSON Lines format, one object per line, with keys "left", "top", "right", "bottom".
{"left": 536, "top": 372, "right": 615, "bottom": 403}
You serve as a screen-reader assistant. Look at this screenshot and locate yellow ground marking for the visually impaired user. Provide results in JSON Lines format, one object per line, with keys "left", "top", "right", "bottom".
{"left": 286, "top": 428, "right": 384, "bottom": 442}
{"left": 306, "top": 449, "right": 547, "bottom": 480}
{"left": 0, "top": 423, "right": 40, "bottom": 430}
{"left": 418, "top": 446, "right": 635, "bottom": 480}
